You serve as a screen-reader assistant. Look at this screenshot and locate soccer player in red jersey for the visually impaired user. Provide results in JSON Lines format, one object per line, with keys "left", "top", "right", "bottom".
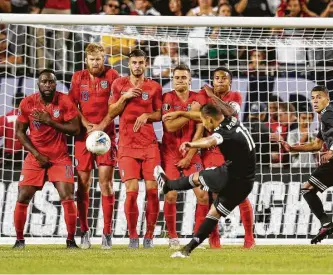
{"left": 95, "top": 49, "right": 162, "bottom": 248}
{"left": 165, "top": 67, "right": 255, "bottom": 248}
{"left": 69, "top": 43, "right": 119, "bottom": 249}
{"left": 13, "top": 69, "right": 80, "bottom": 249}
{"left": 161, "top": 65, "right": 208, "bottom": 249}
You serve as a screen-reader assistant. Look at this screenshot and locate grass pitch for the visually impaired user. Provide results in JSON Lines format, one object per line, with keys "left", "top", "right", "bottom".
{"left": 0, "top": 245, "right": 332, "bottom": 274}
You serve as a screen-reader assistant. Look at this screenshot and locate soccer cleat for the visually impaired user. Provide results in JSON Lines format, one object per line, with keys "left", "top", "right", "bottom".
{"left": 209, "top": 231, "right": 221, "bottom": 249}
{"left": 154, "top": 166, "right": 171, "bottom": 194}
{"left": 80, "top": 231, "right": 91, "bottom": 249}
{"left": 12, "top": 240, "right": 25, "bottom": 249}
{"left": 66, "top": 239, "right": 79, "bottom": 249}
{"left": 170, "top": 246, "right": 190, "bottom": 258}
{"left": 101, "top": 234, "right": 112, "bottom": 249}
{"left": 311, "top": 222, "right": 333, "bottom": 244}
{"left": 143, "top": 238, "right": 154, "bottom": 248}
{"left": 128, "top": 238, "right": 139, "bottom": 249}
{"left": 169, "top": 238, "right": 181, "bottom": 250}
{"left": 244, "top": 238, "right": 256, "bottom": 249}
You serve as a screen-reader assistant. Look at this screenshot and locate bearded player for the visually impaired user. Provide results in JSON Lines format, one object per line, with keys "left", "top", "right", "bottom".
{"left": 93, "top": 49, "right": 162, "bottom": 248}
{"left": 69, "top": 43, "right": 119, "bottom": 249}
{"left": 161, "top": 64, "right": 208, "bottom": 249}
{"left": 14, "top": 69, "right": 80, "bottom": 249}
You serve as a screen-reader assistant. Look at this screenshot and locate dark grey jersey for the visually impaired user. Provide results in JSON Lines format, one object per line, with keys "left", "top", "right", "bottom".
{"left": 211, "top": 116, "right": 256, "bottom": 182}
{"left": 317, "top": 104, "right": 333, "bottom": 150}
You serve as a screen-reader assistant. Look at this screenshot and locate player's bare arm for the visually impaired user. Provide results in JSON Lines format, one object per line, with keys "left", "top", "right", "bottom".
{"left": 177, "top": 123, "right": 204, "bottom": 169}
{"left": 133, "top": 108, "right": 161, "bottom": 133}
{"left": 15, "top": 120, "right": 51, "bottom": 168}
{"left": 32, "top": 110, "right": 80, "bottom": 136}
{"left": 179, "top": 135, "right": 218, "bottom": 155}
{"left": 280, "top": 138, "right": 323, "bottom": 153}
{"left": 163, "top": 101, "right": 202, "bottom": 124}
{"left": 89, "top": 88, "right": 141, "bottom": 133}
{"left": 203, "top": 84, "right": 235, "bottom": 116}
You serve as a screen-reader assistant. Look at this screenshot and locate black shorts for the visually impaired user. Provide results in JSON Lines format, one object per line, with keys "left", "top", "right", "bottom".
{"left": 198, "top": 164, "right": 254, "bottom": 217}
{"left": 308, "top": 161, "right": 333, "bottom": 192}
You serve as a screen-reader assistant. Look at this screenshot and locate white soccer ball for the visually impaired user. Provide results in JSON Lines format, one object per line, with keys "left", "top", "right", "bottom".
{"left": 86, "top": 131, "right": 111, "bottom": 156}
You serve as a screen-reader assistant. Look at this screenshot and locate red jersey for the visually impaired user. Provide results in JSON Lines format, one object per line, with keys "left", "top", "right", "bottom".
{"left": 69, "top": 68, "right": 119, "bottom": 124}
{"left": 109, "top": 77, "right": 162, "bottom": 149}
{"left": 161, "top": 90, "right": 203, "bottom": 158}
{"left": 17, "top": 92, "right": 78, "bottom": 163}
{"left": 197, "top": 89, "right": 242, "bottom": 117}
{"left": 44, "top": 0, "right": 71, "bottom": 10}
{"left": 0, "top": 109, "right": 23, "bottom": 154}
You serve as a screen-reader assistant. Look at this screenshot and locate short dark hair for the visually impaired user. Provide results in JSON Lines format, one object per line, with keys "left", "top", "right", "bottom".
{"left": 312, "top": 85, "right": 329, "bottom": 95}
{"left": 129, "top": 49, "right": 147, "bottom": 59}
{"left": 173, "top": 64, "right": 191, "bottom": 74}
{"left": 278, "top": 102, "right": 296, "bottom": 113}
{"left": 38, "top": 69, "right": 57, "bottom": 80}
{"left": 200, "top": 103, "right": 223, "bottom": 119}
{"left": 212, "top": 66, "right": 233, "bottom": 82}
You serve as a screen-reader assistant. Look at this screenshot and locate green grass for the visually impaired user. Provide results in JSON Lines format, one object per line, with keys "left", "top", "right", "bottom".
{"left": 0, "top": 245, "right": 332, "bottom": 274}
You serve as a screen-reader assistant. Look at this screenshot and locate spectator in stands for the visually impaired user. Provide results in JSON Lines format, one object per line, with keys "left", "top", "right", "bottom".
{"left": 187, "top": 0, "right": 217, "bottom": 16}
{"left": 308, "top": 0, "right": 333, "bottom": 17}
{"left": 243, "top": 103, "right": 270, "bottom": 167}
{"left": 132, "top": 0, "right": 161, "bottom": 15}
{"left": 276, "top": 0, "right": 316, "bottom": 17}
{"left": 217, "top": 0, "right": 248, "bottom": 16}
{"left": 36, "top": 0, "right": 71, "bottom": 72}
{"left": 0, "top": 0, "right": 11, "bottom": 12}
{"left": 169, "top": 0, "right": 183, "bottom": 16}
{"left": 229, "top": 0, "right": 272, "bottom": 16}
{"left": 152, "top": 42, "right": 189, "bottom": 79}
{"left": 248, "top": 49, "right": 266, "bottom": 72}
{"left": 0, "top": 92, "right": 25, "bottom": 166}
{"left": 287, "top": 110, "right": 317, "bottom": 168}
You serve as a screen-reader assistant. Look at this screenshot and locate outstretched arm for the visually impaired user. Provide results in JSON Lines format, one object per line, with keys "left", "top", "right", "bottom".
{"left": 280, "top": 138, "right": 323, "bottom": 152}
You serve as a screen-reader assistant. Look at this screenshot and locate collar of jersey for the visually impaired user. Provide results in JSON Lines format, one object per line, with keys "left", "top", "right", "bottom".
{"left": 320, "top": 104, "right": 330, "bottom": 115}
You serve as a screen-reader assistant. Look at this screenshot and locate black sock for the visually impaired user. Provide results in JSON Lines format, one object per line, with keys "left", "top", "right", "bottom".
{"left": 167, "top": 174, "right": 195, "bottom": 191}
{"left": 303, "top": 190, "right": 330, "bottom": 225}
{"left": 185, "top": 215, "right": 219, "bottom": 253}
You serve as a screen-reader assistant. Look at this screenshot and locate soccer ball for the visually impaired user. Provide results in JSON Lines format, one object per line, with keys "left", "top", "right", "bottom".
{"left": 86, "top": 131, "right": 111, "bottom": 155}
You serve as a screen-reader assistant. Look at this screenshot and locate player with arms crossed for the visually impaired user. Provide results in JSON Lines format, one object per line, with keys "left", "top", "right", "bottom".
{"left": 280, "top": 85, "right": 333, "bottom": 244}
{"left": 161, "top": 64, "right": 207, "bottom": 249}
{"left": 69, "top": 43, "right": 119, "bottom": 249}
{"left": 95, "top": 49, "right": 162, "bottom": 248}
{"left": 155, "top": 103, "right": 256, "bottom": 257}
{"left": 14, "top": 69, "right": 80, "bottom": 249}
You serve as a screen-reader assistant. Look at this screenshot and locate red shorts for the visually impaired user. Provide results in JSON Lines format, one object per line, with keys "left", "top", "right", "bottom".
{"left": 162, "top": 153, "right": 203, "bottom": 180}
{"left": 74, "top": 133, "right": 117, "bottom": 171}
{"left": 19, "top": 159, "right": 74, "bottom": 189}
{"left": 201, "top": 147, "right": 225, "bottom": 169}
{"left": 117, "top": 146, "right": 161, "bottom": 182}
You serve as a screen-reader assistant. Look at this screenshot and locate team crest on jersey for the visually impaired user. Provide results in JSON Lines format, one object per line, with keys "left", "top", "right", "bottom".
{"left": 100, "top": 81, "right": 108, "bottom": 89}
{"left": 18, "top": 108, "right": 22, "bottom": 116}
{"left": 163, "top": 103, "right": 170, "bottom": 111}
{"left": 142, "top": 92, "right": 149, "bottom": 100}
{"left": 187, "top": 104, "right": 191, "bottom": 111}
{"left": 81, "top": 91, "right": 89, "bottom": 102}
{"left": 53, "top": 109, "right": 60, "bottom": 118}
{"left": 195, "top": 163, "right": 202, "bottom": 171}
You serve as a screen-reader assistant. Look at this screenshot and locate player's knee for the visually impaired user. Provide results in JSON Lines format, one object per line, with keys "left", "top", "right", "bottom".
{"left": 99, "top": 180, "right": 113, "bottom": 195}
{"left": 191, "top": 172, "right": 201, "bottom": 186}
{"left": 165, "top": 191, "right": 177, "bottom": 203}
{"left": 60, "top": 193, "right": 74, "bottom": 201}
{"left": 301, "top": 181, "right": 316, "bottom": 196}
{"left": 17, "top": 188, "right": 35, "bottom": 204}
{"left": 125, "top": 179, "right": 139, "bottom": 192}
{"left": 208, "top": 205, "right": 221, "bottom": 219}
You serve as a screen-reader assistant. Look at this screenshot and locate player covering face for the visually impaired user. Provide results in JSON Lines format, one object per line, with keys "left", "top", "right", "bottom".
{"left": 14, "top": 70, "right": 81, "bottom": 249}
{"left": 280, "top": 86, "right": 333, "bottom": 244}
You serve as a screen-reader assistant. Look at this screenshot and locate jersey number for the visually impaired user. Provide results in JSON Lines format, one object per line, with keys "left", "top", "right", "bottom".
{"left": 236, "top": 124, "right": 255, "bottom": 151}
